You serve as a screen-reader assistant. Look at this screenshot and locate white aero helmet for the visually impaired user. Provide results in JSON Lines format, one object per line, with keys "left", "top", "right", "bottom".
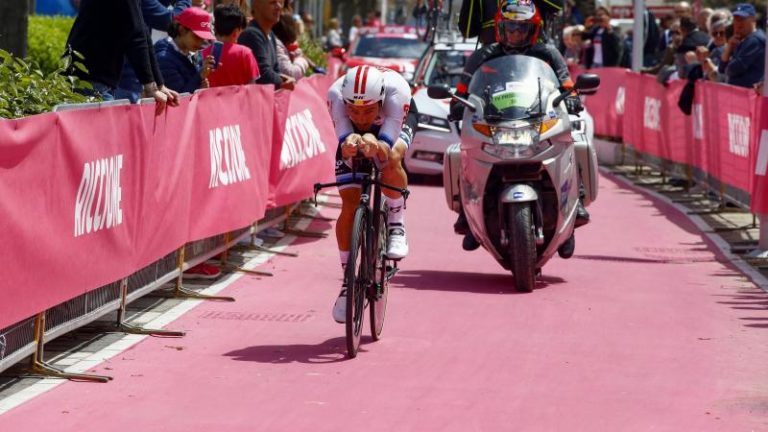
{"left": 341, "top": 65, "right": 385, "bottom": 106}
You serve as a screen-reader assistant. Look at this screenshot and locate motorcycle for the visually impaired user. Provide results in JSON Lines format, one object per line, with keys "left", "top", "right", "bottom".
{"left": 428, "top": 55, "right": 599, "bottom": 292}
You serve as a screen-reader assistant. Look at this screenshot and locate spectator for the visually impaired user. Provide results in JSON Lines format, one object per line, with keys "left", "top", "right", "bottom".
{"left": 584, "top": 6, "right": 622, "bottom": 68}
{"left": 65, "top": 0, "right": 178, "bottom": 113}
{"left": 272, "top": 13, "right": 309, "bottom": 80}
{"left": 213, "top": 0, "right": 249, "bottom": 17}
{"left": 563, "top": 25, "right": 585, "bottom": 66}
{"left": 202, "top": 4, "right": 260, "bottom": 87}
{"left": 643, "top": 20, "right": 682, "bottom": 80}
{"left": 115, "top": 0, "right": 192, "bottom": 103}
{"left": 325, "top": 18, "right": 343, "bottom": 50}
{"left": 697, "top": 20, "right": 731, "bottom": 82}
{"left": 155, "top": 7, "right": 215, "bottom": 93}
{"left": 301, "top": 12, "right": 316, "bottom": 37}
{"left": 367, "top": 10, "right": 382, "bottom": 28}
{"left": 657, "top": 14, "right": 677, "bottom": 55}
{"left": 673, "top": 1, "right": 692, "bottom": 19}
{"left": 238, "top": 0, "right": 296, "bottom": 90}
{"left": 709, "top": 8, "right": 732, "bottom": 29}
{"left": 720, "top": 3, "right": 766, "bottom": 89}
{"left": 348, "top": 14, "right": 363, "bottom": 47}
{"left": 676, "top": 16, "right": 710, "bottom": 78}
{"left": 697, "top": 7, "right": 714, "bottom": 33}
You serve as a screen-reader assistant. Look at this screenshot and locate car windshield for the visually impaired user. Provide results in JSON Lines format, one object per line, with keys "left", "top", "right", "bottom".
{"left": 467, "top": 55, "right": 559, "bottom": 121}
{"left": 423, "top": 50, "right": 473, "bottom": 88}
{"left": 353, "top": 36, "right": 427, "bottom": 59}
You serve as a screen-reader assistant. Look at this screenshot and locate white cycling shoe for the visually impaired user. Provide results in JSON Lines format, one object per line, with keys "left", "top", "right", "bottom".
{"left": 332, "top": 288, "right": 346, "bottom": 323}
{"left": 386, "top": 226, "right": 409, "bottom": 260}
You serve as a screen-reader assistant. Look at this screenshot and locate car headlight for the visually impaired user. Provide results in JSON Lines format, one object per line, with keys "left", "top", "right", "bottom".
{"left": 417, "top": 113, "right": 452, "bottom": 133}
{"left": 482, "top": 125, "right": 550, "bottom": 159}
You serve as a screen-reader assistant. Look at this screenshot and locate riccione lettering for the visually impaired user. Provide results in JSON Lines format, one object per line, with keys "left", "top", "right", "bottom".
{"left": 209, "top": 125, "right": 251, "bottom": 188}
{"left": 280, "top": 109, "right": 327, "bottom": 170}
{"left": 74, "top": 155, "right": 123, "bottom": 237}
{"left": 727, "top": 113, "right": 750, "bottom": 158}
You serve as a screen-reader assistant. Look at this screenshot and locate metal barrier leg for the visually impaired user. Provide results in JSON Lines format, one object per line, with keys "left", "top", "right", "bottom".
{"left": 746, "top": 214, "right": 768, "bottom": 259}
{"left": 281, "top": 206, "right": 329, "bottom": 238}
{"left": 219, "top": 233, "right": 274, "bottom": 277}
{"left": 24, "top": 313, "right": 112, "bottom": 383}
{"left": 157, "top": 247, "right": 235, "bottom": 302}
{"left": 115, "top": 279, "right": 185, "bottom": 336}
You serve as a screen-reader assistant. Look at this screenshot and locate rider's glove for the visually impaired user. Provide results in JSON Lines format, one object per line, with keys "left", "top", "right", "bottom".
{"left": 449, "top": 100, "right": 465, "bottom": 122}
{"left": 565, "top": 95, "right": 584, "bottom": 115}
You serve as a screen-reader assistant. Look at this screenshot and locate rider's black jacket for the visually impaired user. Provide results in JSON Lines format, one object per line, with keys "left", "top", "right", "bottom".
{"left": 455, "top": 42, "right": 573, "bottom": 98}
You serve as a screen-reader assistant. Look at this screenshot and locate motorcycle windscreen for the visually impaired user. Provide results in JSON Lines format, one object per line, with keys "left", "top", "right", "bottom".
{"left": 468, "top": 55, "right": 559, "bottom": 120}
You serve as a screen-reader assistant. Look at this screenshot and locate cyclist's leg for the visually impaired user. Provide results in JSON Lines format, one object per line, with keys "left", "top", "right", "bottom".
{"left": 380, "top": 101, "right": 416, "bottom": 259}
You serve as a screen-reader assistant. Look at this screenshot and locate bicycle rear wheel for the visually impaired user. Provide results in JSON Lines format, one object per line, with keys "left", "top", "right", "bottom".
{"left": 370, "top": 211, "right": 389, "bottom": 340}
{"left": 345, "top": 206, "right": 368, "bottom": 358}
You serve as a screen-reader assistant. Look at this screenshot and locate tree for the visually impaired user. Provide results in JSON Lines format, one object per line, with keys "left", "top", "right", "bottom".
{"left": 0, "top": 0, "right": 30, "bottom": 57}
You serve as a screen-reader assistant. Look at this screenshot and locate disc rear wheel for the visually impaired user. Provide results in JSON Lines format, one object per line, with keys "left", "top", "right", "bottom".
{"left": 370, "top": 212, "right": 389, "bottom": 340}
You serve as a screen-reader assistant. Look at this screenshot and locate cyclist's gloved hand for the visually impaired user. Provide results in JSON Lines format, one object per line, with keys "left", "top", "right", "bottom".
{"left": 449, "top": 100, "right": 465, "bottom": 122}
{"left": 341, "top": 133, "right": 362, "bottom": 159}
{"left": 361, "top": 133, "right": 381, "bottom": 159}
{"left": 565, "top": 94, "right": 584, "bottom": 115}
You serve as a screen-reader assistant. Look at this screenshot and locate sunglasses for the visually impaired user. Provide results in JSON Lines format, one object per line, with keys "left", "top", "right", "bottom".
{"left": 712, "top": 30, "right": 726, "bottom": 36}
{"left": 670, "top": 30, "right": 681, "bottom": 35}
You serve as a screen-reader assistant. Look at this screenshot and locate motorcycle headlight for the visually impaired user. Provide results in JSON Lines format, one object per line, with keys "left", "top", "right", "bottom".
{"left": 417, "top": 113, "right": 452, "bottom": 133}
{"left": 483, "top": 125, "right": 549, "bottom": 159}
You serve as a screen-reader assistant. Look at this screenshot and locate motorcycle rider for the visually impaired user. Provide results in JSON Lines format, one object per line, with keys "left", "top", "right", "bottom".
{"left": 458, "top": 0, "right": 564, "bottom": 45}
{"left": 450, "top": 0, "right": 589, "bottom": 251}
{"left": 327, "top": 65, "right": 416, "bottom": 323}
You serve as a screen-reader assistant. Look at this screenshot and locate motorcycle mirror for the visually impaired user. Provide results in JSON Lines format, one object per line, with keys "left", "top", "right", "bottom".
{"left": 427, "top": 84, "right": 452, "bottom": 99}
{"left": 574, "top": 74, "right": 600, "bottom": 93}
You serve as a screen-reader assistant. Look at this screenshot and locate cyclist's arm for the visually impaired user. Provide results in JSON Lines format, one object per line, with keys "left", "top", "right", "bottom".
{"left": 327, "top": 78, "right": 355, "bottom": 144}
{"left": 378, "top": 74, "right": 413, "bottom": 146}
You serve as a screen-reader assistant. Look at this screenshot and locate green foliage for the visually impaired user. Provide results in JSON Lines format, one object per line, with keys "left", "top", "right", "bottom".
{"left": 27, "top": 15, "right": 76, "bottom": 75}
{"left": 298, "top": 33, "right": 328, "bottom": 75}
{"left": 0, "top": 50, "right": 98, "bottom": 119}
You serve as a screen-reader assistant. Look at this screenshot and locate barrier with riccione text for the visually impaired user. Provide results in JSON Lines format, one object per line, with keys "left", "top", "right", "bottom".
{"left": 581, "top": 67, "right": 766, "bottom": 214}
{"left": 0, "top": 75, "right": 337, "bottom": 331}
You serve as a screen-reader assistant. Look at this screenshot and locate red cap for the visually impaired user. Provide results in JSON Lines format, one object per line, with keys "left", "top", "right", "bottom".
{"left": 175, "top": 7, "right": 214, "bottom": 40}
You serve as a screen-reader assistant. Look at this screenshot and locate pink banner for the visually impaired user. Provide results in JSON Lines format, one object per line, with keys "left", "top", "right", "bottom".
{"left": 268, "top": 75, "right": 336, "bottom": 208}
{"left": 699, "top": 81, "right": 754, "bottom": 192}
{"left": 0, "top": 81, "right": 344, "bottom": 330}
{"left": 750, "top": 97, "right": 768, "bottom": 214}
{"left": 581, "top": 67, "right": 626, "bottom": 139}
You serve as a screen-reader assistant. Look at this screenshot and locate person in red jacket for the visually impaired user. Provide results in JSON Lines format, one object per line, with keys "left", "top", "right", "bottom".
{"left": 202, "top": 4, "right": 261, "bottom": 87}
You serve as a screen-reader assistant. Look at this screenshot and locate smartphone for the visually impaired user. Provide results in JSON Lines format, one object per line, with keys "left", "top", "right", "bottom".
{"left": 211, "top": 41, "right": 224, "bottom": 70}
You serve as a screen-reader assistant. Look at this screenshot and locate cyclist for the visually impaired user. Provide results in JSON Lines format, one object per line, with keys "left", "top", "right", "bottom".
{"left": 450, "top": 0, "right": 588, "bottom": 250}
{"left": 327, "top": 65, "right": 417, "bottom": 323}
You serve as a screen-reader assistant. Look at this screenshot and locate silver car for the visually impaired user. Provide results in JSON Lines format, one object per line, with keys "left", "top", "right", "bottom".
{"left": 406, "top": 39, "right": 477, "bottom": 176}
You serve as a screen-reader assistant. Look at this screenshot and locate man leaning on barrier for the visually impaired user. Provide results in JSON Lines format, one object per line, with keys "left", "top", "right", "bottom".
{"left": 65, "top": 0, "right": 180, "bottom": 114}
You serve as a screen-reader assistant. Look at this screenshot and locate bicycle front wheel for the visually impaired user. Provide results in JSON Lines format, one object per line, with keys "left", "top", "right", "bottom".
{"left": 370, "top": 209, "right": 390, "bottom": 340}
{"left": 345, "top": 206, "right": 368, "bottom": 358}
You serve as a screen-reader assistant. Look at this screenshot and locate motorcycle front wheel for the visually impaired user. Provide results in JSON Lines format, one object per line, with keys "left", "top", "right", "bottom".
{"left": 508, "top": 203, "right": 536, "bottom": 293}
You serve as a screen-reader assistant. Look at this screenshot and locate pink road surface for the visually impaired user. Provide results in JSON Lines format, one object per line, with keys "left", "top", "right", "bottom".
{"left": 2, "top": 173, "right": 768, "bottom": 431}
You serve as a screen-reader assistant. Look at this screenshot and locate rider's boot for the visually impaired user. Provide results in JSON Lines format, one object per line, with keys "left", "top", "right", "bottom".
{"left": 462, "top": 230, "right": 481, "bottom": 251}
{"left": 453, "top": 209, "right": 469, "bottom": 235}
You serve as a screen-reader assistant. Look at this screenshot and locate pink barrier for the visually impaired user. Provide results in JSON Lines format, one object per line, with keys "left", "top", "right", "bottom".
{"left": 581, "top": 67, "right": 626, "bottom": 138}
{"left": 584, "top": 68, "right": 762, "bottom": 213}
{"left": 268, "top": 75, "right": 336, "bottom": 208}
{"left": 0, "top": 80, "right": 336, "bottom": 329}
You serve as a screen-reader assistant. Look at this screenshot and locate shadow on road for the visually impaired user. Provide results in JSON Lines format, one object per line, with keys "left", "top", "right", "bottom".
{"left": 224, "top": 336, "right": 373, "bottom": 364}
{"left": 393, "top": 269, "right": 565, "bottom": 294}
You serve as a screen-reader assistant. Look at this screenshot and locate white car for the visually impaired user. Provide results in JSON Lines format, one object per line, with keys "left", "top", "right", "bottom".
{"left": 406, "top": 39, "right": 477, "bottom": 176}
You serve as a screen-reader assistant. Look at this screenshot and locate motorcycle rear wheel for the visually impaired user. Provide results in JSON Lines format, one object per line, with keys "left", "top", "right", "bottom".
{"left": 508, "top": 203, "right": 536, "bottom": 293}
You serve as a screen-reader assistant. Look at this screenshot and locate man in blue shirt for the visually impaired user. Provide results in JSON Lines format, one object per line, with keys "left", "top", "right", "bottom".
{"left": 720, "top": 3, "right": 765, "bottom": 88}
